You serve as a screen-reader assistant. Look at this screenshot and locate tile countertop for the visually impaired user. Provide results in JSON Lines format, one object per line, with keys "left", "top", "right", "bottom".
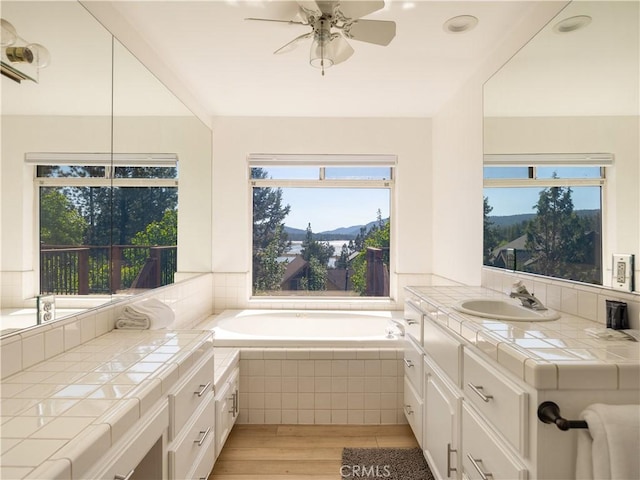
{"left": 406, "top": 286, "right": 640, "bottom": 391}
{"left": 0, "top": 329, "right": 214, "bottom": 480}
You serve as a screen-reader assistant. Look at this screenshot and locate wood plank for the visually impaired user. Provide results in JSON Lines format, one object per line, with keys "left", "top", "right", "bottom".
{"left": 275, "top": 424, "right": 412, "bottom": 437}
{"left": 212, "top": 460, "right": 340, "bottom": 475}
{"left": 222, "top": 435, "right": 379, "bottom": 449}
{"left": 210, "top": 476, "right": 339, "bottom": 480}
{"left": 376, "top": 435, "right": 420, "bottom": 448}
{"left": 217, "top": 447, "right": 343, "bottom": 461}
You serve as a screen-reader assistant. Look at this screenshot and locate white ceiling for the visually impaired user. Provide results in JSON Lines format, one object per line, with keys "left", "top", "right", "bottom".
{"left": 109, "top": 0, "right": 548, "bottom": 117}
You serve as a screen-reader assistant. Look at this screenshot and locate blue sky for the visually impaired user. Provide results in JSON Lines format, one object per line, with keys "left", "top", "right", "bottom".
{"left": 485, "top": 186, "right": 601, "bottom": 217}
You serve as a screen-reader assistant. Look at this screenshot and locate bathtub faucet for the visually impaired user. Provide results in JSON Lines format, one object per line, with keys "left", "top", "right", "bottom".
{"left": 509, "top": 281, "right": 547, "bottom": 311}
{"left": 387, "top": 318, "right": 405, "bottom": 338}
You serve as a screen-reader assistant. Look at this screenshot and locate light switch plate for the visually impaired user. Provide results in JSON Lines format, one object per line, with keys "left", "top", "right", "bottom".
{"left": 612, "top": 254, "right": 634, "bottom": 291}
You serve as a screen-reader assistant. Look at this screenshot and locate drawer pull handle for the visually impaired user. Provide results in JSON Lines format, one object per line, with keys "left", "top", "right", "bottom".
{"left": 447, "top": 443, "right": 457, "bottom": 477}
{"left": 194, "top": 426, "right": 212, "bottom": 446}
{"left": 194, "top": 382, "right": 211, "bottom": 397}
{"left": 235, "top": 388, "right": 239, "bottom": 415}
{"left": 467, "top": 454, "right": 493, "bottom": 480}
{"left": 467, "top": 383, "right": 493, "bottom": 402}
{"left": 404, "top": 358, "right": 414, "bottom": 368}
{"left": 228, "top": 391, "right": 236, "bottom": 415}
{"left": 406, "top": 319, "right": 419, "bottom": 325}
{"left": 404, "top": 404, "right": 414, "bottom": 415}
{"left": 114, "top": 470, "right": 135, "bottom": 480}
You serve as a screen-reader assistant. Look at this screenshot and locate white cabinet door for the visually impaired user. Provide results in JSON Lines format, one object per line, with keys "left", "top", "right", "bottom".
{"left": 215, "top": 367, "right": 239, "bottom": 458}
{"left": 424, "top": 357, "right": 461, "bottom": 480}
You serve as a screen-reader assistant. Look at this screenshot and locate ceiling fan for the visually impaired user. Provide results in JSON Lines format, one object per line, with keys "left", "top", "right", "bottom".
{"left": 246, "top": 1, "right": 396, "bottom": 75}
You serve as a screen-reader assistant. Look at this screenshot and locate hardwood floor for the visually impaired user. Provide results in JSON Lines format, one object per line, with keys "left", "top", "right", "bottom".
{"left": 208, "top": 424, "right": 418, "bottom": 480}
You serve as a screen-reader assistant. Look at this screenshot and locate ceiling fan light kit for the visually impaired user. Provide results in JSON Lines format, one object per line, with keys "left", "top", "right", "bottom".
{"left": 246, "top": 0, "right": 396, "bottom": 76}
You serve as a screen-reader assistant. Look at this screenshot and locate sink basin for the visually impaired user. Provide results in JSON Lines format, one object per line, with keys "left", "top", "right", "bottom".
{"left": 453, "top": 298, "right": 560, "bottom": 321}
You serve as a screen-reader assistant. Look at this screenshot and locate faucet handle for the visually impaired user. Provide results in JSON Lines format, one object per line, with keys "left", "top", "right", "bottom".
{"left": 512, "top": 280, "right": 529, "bottom": 294}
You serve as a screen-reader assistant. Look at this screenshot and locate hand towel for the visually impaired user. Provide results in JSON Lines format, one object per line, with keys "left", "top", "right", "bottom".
{"left": 575, "top": 403, "right": 640, "bottom": 480}
{"left": 115, "top": 298, "right": 174, "bottom": 330}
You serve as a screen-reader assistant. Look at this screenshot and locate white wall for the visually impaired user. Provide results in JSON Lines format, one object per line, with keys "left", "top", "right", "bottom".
{"left": 211, "top": 116, "right": 432, "bottom": 304}
{"left": 430, "top": 2, "right": 567, "bottom": 286}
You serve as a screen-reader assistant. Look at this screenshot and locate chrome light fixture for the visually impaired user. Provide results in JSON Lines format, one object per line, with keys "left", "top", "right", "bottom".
{"left": 1, "top": 18, "right": 50, "bottom": 83}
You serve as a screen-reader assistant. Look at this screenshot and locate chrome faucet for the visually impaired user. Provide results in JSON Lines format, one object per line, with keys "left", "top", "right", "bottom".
{"left": 388, "top": 318, "right": 405, "bottom": 337}
{"left": 510, "top": 281, "right": 547, "bottom": 311}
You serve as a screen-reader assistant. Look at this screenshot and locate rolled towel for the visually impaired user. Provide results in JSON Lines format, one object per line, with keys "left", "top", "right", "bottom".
{"left": 115, "top": 298, "right": 174, "bottom": 330}
{"left": 575, "top": 403, "right": 640, "bottom": 480}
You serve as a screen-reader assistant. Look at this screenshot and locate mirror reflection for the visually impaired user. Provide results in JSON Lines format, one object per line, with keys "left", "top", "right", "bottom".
{"left": 483, "top": 1, "right": 639, "bottom": 292}
{"left": 1, "top": 2, "right": 212, "bottom": 337}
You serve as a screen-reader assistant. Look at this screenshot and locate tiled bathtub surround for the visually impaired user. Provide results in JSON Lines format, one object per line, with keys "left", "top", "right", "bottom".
{"left": 482, "top": 267, "right": 640, "bottom": 329}
{"left": 237, "top": 348, "right": 406, "bottom": 425}
{"left": 1, "top": 273, "right": 214, "bottom": 379}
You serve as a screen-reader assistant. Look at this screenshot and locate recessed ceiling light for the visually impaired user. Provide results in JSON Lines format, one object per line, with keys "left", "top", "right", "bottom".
{"left": 443, "top": 15, "right": 478, "bottom": 34}
{"left": 553, "top": 15, "right": 592, "bottom": 33}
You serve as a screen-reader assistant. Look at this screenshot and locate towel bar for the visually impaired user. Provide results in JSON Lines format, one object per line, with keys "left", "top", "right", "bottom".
{"left": 537, "top": 401, "right": 589, "bottom": 431}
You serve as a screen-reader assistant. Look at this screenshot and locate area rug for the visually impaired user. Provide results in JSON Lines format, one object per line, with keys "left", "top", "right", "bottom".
{"left": 341, "top": 447, "right": 435, "bottom": 480}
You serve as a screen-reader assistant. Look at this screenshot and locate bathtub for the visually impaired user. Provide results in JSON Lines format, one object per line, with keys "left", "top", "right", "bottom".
{"left": 209, "top": 309, "right": 404, "bottom": 347}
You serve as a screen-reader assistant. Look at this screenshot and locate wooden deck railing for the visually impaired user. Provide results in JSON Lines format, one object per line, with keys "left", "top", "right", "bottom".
{"left": 40, "top": 245, "right": 177, "bottom": 295}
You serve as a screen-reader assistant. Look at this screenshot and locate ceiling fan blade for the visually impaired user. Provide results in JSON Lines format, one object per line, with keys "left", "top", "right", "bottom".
{"left": 346, "top": 19, "right": 396, "bottom": 46}
{"left": 296, "top": 0, "right": 322, "bottom": 17}
{"left": 274, "top": 32, "right": 313, "bottom": 55}
{"left": 330, "top": 35, "right": 354, "bottom": 65}
{"left": 245, "top": 17, "right": 307, "bottom": 26}
{"left": 338, "top": 1, "right": 385, "bottom": 20}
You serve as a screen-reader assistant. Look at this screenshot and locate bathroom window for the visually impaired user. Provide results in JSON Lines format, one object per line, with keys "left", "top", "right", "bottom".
{"left": 249, "top": 154, "right": 394, "bottom": 298}
{"left": 33, "top": 153, "right": 178, "bottom": 295}
{"left": 483, "top": 161, "right": 605, "bottom": 285}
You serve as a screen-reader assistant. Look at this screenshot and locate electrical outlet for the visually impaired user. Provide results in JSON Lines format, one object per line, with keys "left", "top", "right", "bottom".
{"left": 612, "top": 254, "right": 634, "bottom": 292}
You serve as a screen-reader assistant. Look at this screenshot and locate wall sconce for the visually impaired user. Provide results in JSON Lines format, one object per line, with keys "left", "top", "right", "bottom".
{"left": 1, "top": 18, "right": 50, "bottom": 83}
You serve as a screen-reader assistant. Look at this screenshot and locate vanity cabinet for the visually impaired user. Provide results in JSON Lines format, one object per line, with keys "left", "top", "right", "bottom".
{"left": 167, "top": 348, "right": 216, "bottom": 480}
{"left": 423, "top": 356, "right": 462, "bottom": 480}
{"left": 215, "top": 366, "right": 239, "bottom": 458}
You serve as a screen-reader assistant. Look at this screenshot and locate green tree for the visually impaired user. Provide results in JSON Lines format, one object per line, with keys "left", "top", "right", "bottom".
{"left": 300, "top": 223, "right": 335, "bottom": 291}
{"left": 131, "top": 209, "right": 177, "bottom": 246}
{"left": 525, "top": 183, "right": 591, "bottom": 280}
{"left": 252, "top": 168, "right": 291, "bottom": 293}
{"left": 350, "top": 216, "right": 390, "bottom": 295}
{"left": 483, "top": 196, "right": 498, "bottom": 264}
{"left": 40, "top": 188, "right": 87, "bottom": 245}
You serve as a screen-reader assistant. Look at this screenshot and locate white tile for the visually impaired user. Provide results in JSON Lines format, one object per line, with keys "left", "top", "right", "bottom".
{"left": 264, "top": 393, "right": 281, "bottom": 409}
{"left": 331, "top": 360, "right": 348, "bottom": 375}
{"left": 1, "top": 438, "right": 67, "bottom": 467}
{"left": 380, "top": 393, "right": 396, "bottom": 409}
{"left": 309, "top": 350, "right": 333, "bottom": 360}
{"left": 364, "top": 360, "right": 381, "bottom": 377}
{"left": 314, "top": 377, "right": 331, "bottom": 393}
{"left": 561, "top": 287, "right": 579, "bottom": 316}
{"left": 577, "top": 290, "right": 598, "bottom": 321}
{"left": 381, "top": 409, "right": 397, "bottom": 424}
{"left": 281, "top": 377, "right": 297, "bottom": 393}
{"left": 63, "top": 321, "right": 82, "bottom": 351}
{"left": 44, "top": 328, "right": 64, "bottom": 360}
{"left": 523, "top": 359, "right": 558, "bottom": 390}
{"left": 281, "top": 409, "right": 297, "bottom": 424}
{"left": 264, "top": 377, "right": 282, "bottom": 393}
{"left": 0, "top": 416, "right": 53, "bottom": 438}
{"left": 356, "top": 349, "right": 379, "bottom": 360}
{"left": 348, "top": 377, "right": 364, "bottom": 393}
{"left": 248, "top": 409, "right": 265, "bottom": 424}
{"left": 331, "top": 377, "right": 348, "bottom": 393}
{"left": 348, "top": 360, "right": 364, "bottom": 376}
{"left": 347, "top": 410, "right": 364, "bottom": 424}
{"left": 314, "top": 360, "right": 332, "bottom": 376}
{"left": 380, "top": 360, "right": 397, "bottom": 376}
{"left": 298, "top": 360, "right": 314, "bottom": 377}
{"left": 331, "top": 410, "right": 347, "bottom": 424}
{"left": 298, "top": 410, "right": 314, "bottom": 424}
{"left": 247, "top": 377, "right": 265, "bottom": 393}
{"left": 24, "top": 458, "right": 72, "bottom": 480}
{"left": 298, "top": 377, "right": 314, "bottom": 393}
{"left": 315, "top": 410, "right": 331, "bottom": 424}
{"left": 264, "top": 360, "right": 282, "bottom": 376}
{"left": 332, "top": 350, "right": 357, "bottom": 360}
{"left": 557, "top": 363, "right": 617, "bottom": 390}
{"left": 331, "top": 393, "right": 347, "bottom": 409}
{"left": 347, "top": 393, "right": 364, "bottom": 410}
{"left": 365, "top": 377, "right": 381, "bottom": 393}
{"left": 364, "top": 410, "right": 381, "bottom": 424}
{"left": 80, "top": 315, "right": 97, "bottom": 344}
{"left": 314, "top": 393, "right": 331, "bottom": 409}
{"left": 618, "top": 363, "right": 640, "bottom": 389}
{"left": 364, "top": 393, "right": 381, "bottom": 410}
{"left": 298, "top": 393, "right": 314, "bottom": 409}
{"left": 248, "top": 392, "right": 265, "bottom": 409}
{"left": 31, "top": 416, "right": 94, "bottom": 440}
{"left": 282, "top": 360, "right": 298, "bottom": 376}
{"left": 264, "top": 409, "right": 282, "bottom": 424}
{"left": 248, "top": 360, "right": 265, "bottom": 376}
{"left": 1, "top": 336, "right": 22, "bottom": 379}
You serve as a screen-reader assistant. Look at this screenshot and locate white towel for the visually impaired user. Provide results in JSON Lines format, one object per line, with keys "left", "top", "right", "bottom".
{"left": 115, "top": 298, "right": 174, "bottom": 330}
{"left": 575, "top": 403, "right": 640, "bottom": 480}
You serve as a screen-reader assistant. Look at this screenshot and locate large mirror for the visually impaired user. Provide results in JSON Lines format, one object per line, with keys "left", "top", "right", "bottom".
{"left": 1, "top": 1, "right": 212, "bottom": 336}
{"left": 483, "top": 1, "right": 639, "bottom": 293}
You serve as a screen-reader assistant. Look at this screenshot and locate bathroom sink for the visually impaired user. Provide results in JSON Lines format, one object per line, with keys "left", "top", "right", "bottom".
{"left": 453, "top": 298, "right": 560, "bottom": 321}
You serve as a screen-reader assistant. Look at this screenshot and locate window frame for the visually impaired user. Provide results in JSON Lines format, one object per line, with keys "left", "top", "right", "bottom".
{"left": 249, "top": 155, "right": 396, "bottom": 300}
{"left": 483, "top": 159, "right": 607, "bottom": 285}
{"left": 33, "top": 154, "right": 179, "bottom": 297}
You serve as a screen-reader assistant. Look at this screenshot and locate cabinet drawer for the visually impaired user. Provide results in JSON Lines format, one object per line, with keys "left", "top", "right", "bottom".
{"left": 462, "top": 404, "right": 527, "bottom": 480}
{"left": 168, "top": 349, "right": 215, "bottom": 439}
{"left": 463, "top": 349, "right": 528, "bottom": 455}
{"left": 423, "top": 319, "right": 462, "bottom": 386}
{"left": 403, "top": 377, "right": 423, "bottom": 447}
{"left": 404, "top": 300, "right": 424, "bottom": 344}
{"left": 403, "top": 338, "right": 423, "bottom": 394}
{"left": 168, "top": 391, "right": 216, "bottom": 480}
